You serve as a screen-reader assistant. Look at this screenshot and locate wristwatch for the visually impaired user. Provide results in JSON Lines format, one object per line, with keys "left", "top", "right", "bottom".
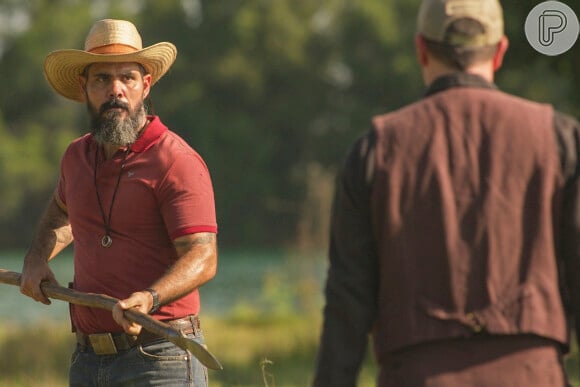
{"left": 145, "top": 288, "right": 160, "bottom": 313}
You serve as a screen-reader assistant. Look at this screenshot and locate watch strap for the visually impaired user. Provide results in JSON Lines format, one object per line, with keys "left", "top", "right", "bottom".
{"left": 144, "top": 288, "right": 160, "bottom": 313}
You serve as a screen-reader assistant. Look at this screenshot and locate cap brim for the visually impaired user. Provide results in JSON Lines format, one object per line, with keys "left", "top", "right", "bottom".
{"left": 43, "top": 42, "right": 177, "bottom": 102}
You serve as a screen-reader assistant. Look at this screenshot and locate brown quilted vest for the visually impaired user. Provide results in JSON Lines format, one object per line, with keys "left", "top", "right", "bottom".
{"left": 369, "top": 86, "right": 567, "bottom": 360}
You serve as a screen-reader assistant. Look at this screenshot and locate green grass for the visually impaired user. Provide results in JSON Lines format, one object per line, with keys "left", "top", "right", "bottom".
{"left": 203, "top": 313, "right": 377, "bottom": 386}
{"left": 0, "top": 321, "right": 74, "bottom": 387}
{"left": 0, "top": 315, "right": 578, "bottom": 387}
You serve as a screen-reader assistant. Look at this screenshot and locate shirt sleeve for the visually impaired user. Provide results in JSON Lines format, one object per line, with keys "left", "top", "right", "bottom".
{"left": 157, "top": 150, "right": 218, "bottom": 240}
{"left": 554, "top": 112, "right": 580, "bottom": 349}
{"left": 313, "top": 130, "right": 379, "bottom": 387}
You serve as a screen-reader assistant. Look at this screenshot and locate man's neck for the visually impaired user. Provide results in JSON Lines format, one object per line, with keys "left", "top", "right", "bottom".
{"left": 423, "top": 61, "right": 495, "bottom": 87}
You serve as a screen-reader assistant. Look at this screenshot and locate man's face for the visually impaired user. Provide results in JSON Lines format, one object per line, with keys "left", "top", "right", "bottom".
{"left": 81, "top": 62, "right": 152, "bottom": 146}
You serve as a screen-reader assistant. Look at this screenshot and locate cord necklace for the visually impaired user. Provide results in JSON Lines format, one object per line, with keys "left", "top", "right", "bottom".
{"left": 93, "top": 146, "right": 131, "bottom": 248}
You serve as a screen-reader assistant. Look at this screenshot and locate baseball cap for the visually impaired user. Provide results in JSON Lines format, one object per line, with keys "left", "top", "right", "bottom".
{"left": 417, "top": 0, "right": 504, "bottom": 47}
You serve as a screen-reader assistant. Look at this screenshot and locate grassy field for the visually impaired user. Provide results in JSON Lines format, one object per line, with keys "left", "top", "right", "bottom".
{"left": 0, "top": 313, "right": 377, "bottom": 387}
{"left": 0, "top": 313, "right": 578, "bottom": 386}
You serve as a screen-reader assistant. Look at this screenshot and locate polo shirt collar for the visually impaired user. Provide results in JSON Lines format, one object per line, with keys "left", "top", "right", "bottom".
{"left": 130, "top": 115, "right": 168, "bottom": 153}
{"left": 424, "top": 73, "right": 498, "bottom": 98}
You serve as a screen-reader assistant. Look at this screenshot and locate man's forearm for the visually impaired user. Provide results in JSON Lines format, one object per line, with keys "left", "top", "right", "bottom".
{"left": 314, "top": 282, "right": 375, "bottom": 387}
{"left": 149, "top": 232, "right": 218, "bottom": 306}
{"left": 24, "top": 195, "right": 73, "bottom": 263}
{"left": 112, "top": 232, "right": 217, "bottom": 334}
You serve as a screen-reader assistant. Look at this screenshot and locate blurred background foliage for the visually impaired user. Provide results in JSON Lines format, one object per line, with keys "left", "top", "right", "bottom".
{"left": 0, "top": 0, "right": 577, "bottom": 250}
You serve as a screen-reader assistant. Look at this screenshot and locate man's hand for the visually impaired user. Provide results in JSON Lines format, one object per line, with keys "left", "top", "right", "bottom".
{"left": 20, "top": 259, "right": 58, "bottom": 305}
{"left": 20, "top": 195, "right": 71, "bottom": 305}
{"left": 112, "top": 290, "right": 154, "bottom": 336}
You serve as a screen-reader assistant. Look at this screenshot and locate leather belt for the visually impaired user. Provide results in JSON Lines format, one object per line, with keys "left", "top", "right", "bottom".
{"left": 75, "top": 315, "right": 201, "bottom": 355}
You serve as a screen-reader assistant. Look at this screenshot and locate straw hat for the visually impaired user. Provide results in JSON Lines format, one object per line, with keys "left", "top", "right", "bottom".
{"left": 44, "top": 19, "right": 177, "bottom": 102}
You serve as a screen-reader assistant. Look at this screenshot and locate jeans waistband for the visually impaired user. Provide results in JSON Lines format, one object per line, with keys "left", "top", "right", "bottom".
{"left": 75, "top": 315, "right": 201, "bottom": 355}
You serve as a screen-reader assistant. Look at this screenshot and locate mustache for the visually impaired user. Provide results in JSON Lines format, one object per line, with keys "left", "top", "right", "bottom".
{"left": 99, "top": 99, "right": 130, "bottom": 114}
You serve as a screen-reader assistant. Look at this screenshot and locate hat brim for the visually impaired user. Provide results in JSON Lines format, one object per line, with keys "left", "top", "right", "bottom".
{"left": 44, "top": 42, "right": 177, "bottom": 102}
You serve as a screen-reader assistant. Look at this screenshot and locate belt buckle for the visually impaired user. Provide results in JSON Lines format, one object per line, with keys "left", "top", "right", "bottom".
{"left": 89, "top": 333, "right": 118, "bottom": 355}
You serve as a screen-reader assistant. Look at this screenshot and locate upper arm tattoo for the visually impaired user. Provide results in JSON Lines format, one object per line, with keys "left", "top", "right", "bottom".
{"left": 173, "top": 232, "right": 216, "bottom": 252}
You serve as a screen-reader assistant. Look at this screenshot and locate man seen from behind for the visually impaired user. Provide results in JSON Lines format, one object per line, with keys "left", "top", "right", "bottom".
{"left": 314, "top": 0, "right": 580, "bottom": 385}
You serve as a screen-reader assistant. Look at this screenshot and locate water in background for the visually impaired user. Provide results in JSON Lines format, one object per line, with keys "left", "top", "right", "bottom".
{"left": 0, "top": 249, "right": 327, "bottom": 324}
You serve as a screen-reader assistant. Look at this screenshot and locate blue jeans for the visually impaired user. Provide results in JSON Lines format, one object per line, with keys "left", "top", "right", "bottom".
{"left": 69, "top": 333, "right": 208, "bottom": 386}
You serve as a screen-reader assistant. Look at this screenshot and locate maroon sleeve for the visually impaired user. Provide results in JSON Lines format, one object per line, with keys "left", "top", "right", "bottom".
{"left": 157, "top": 149, "right": 218, "bottom": 240}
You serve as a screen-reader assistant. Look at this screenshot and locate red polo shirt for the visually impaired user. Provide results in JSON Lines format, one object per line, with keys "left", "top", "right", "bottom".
{"left": 57, "top": 116, "right": 217, "bottom": 334}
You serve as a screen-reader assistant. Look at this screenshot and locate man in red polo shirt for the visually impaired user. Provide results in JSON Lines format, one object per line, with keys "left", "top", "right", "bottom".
{"left": 19, "top": 19, "right": 217, "bottom": 386}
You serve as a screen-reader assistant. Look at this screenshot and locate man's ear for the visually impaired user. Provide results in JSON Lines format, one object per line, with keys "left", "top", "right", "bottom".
{"left": 142, "top": 73, "right": 152, "bottom": 100}
{"left": 415, "top": 34, "right": 429, "bottom": 66}
{"left": 492, "top": 36, "right": 509, "bottom": 71}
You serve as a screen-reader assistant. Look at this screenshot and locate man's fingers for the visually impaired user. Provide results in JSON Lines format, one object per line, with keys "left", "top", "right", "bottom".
{"left": 113, "top": 301, "right": 143, "bottom": 335}
{"left": 124, "top": 322, "right": 143, "bottom": 336}
{"left": 19, "top": 267, "right": 57, "bottom": 305}
{"left": 33, "top": 287, "right": 52, "bottom": 305}
{"left": 20, "top": 281, "right": 52, "bottom": 304}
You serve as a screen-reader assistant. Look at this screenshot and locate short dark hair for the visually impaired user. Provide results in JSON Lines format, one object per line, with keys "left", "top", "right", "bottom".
{"left": 422, "top": 18, "right": 498, "bottom": 70}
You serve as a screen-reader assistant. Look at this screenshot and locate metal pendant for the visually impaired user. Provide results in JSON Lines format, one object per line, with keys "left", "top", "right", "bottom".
{"left": 101, "top": 235, "right": 112, "bottom": 248}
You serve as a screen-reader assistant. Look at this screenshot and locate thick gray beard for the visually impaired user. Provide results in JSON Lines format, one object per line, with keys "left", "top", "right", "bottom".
{"left": 90, "top": 102, "right": 146, "bottom": 146}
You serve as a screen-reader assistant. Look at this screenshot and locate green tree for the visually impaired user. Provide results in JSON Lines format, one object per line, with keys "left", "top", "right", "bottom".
{"left": 0, "top": 0, "right": 577, "bottom": 249}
